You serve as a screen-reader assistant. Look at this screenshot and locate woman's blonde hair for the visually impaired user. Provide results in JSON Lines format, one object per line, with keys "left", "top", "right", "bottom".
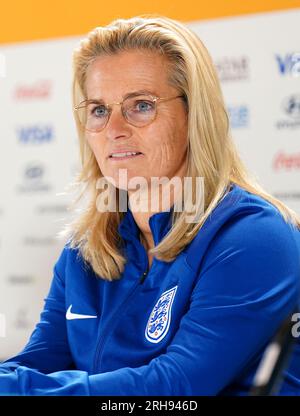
{"left": 66, "top": 14, "right": 300, "bottom": 281}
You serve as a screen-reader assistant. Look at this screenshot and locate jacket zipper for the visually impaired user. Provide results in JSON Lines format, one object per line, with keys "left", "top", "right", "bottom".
{"left": 92, "top": 266, "right": 149, "bottom": 373}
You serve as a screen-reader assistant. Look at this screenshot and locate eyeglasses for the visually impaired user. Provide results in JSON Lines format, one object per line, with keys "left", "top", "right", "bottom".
{"left": 74, "top": 93, "right": 184, "bottom": 132}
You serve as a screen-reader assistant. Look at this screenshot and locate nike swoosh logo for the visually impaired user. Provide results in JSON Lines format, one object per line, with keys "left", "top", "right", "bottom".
{"left": 66, "top": 305, "right": 97, "bottom": 320}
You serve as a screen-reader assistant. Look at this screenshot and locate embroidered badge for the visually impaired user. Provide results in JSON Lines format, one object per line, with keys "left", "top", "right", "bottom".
{"left": 145, "top": 285, "right": 178, "bottom": 344}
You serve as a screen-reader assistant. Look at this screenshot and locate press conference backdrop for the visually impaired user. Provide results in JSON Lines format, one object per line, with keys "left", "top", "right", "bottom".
{"left": 0, "top": 9, "right": 299, "bottom": 359}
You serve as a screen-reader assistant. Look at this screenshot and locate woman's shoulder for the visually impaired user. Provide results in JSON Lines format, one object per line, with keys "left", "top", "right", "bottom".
{"left": 185, "top": 185, "right": 300, "bottom": 306}
{"left": 186, "top": 184, "right": 300, "bottom": 271}
{"left": 53, "top": 241, "right": 90, "bottom": 279}
{"left": 219, "top": 184, "right": 298, "bottom": 236}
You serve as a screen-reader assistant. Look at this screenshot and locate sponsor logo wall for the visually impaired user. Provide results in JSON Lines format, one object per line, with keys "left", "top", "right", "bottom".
{"left": 0, "top": 9, "right": 299, "bottom": 358}
{"left": 189, "top": 9, "right": 299, "bottom": 209}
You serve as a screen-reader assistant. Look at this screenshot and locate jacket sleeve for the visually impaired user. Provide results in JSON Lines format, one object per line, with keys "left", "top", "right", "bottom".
{"left": 0, "top": 247, "right": 74, "bottom": 376}
{"left": 0, "top": 214, "right": 299, "bottom": 395}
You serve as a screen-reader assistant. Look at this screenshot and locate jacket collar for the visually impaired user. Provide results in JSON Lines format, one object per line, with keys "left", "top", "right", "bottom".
{"left": 118, "top": 206, "right": 173, "bottom": 247}
{"left": 118, "top": 183, "right": 236, "bottom": 248}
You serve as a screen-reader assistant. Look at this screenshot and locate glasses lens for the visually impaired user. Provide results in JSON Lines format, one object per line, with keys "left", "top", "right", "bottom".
{"left": 124, "top": 95, "right": 156, "bottom": 126}
{"left": 77, "top": 102, "right": 109, "bottom": 131}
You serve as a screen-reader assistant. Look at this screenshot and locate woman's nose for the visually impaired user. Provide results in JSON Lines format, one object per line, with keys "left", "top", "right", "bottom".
{"left": 105, "top": 105, "right": 132, "bottom": 141}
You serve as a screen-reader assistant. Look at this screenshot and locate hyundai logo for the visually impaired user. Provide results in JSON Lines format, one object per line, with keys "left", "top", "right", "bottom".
{"left": 24, "top": 164, "right": 44, "bottom": 180}
{"left": 282, "top": 95, "right": 300, "bottom": 119}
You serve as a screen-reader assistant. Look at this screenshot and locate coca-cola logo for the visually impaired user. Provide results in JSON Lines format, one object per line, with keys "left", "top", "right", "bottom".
{"left": 14, "top": 80, "right": 52, "bottom": 99}
{"left": 273, "top": 151, "right": 300, "bottom": 171}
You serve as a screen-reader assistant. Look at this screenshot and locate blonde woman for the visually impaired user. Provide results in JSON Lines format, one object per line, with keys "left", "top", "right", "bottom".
{"left": 1, "top": 16, "right": 300, "bottom": 396}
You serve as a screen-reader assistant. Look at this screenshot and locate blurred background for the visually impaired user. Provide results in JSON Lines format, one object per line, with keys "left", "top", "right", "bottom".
{"left": 0, "top": 0, "right": 299, "bottom": 359}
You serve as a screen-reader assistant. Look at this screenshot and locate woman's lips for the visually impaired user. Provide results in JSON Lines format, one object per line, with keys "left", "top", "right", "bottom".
{"left": 109, "top": 152, "right": 143, "bottom": 161}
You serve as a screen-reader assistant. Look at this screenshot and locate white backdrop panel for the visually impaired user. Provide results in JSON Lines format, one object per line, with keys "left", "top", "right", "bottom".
{"left": 0, "top": 9, "right": 299, "bottom": 358}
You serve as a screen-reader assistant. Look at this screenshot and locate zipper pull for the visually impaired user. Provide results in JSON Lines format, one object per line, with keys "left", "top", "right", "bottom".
{"left": 139, "top": 271, "right": 148, "bottom": 284}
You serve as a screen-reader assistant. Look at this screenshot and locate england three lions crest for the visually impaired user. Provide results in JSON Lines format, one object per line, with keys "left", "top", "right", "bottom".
{"left": 145, "top": 286, "right": 178, "bottom": 344}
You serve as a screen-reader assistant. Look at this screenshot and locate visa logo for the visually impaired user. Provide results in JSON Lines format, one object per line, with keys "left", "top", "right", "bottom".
{"left": 17, "top": 125, "right": 54, "bottom": 144}
{"left": 275, "top": 53, "right": 300, "bottom": 76}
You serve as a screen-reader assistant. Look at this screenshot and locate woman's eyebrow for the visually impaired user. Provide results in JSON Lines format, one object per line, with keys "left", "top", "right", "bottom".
{"left": 88, "top": 89, "right": 157, "bottom": 102}
{"left": 123, "top": 90, "right": 157, "bottom": 99}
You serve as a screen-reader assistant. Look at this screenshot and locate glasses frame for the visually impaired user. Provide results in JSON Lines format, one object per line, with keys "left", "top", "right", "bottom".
{"left": 74, "top": 94, "right": 185, "bottom": 132}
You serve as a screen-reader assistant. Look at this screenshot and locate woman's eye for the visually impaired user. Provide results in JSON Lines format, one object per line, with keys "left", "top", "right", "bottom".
{"left": 135, "top": 100, "right": 154, "bottom": 112}
{"left": 91, "top": 105, "right": 107, "bottom": 117}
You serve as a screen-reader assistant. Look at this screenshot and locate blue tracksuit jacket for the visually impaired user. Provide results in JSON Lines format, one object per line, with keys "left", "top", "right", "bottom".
{"left": 0, "top": 183, "right": 300, "bottom": 395}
